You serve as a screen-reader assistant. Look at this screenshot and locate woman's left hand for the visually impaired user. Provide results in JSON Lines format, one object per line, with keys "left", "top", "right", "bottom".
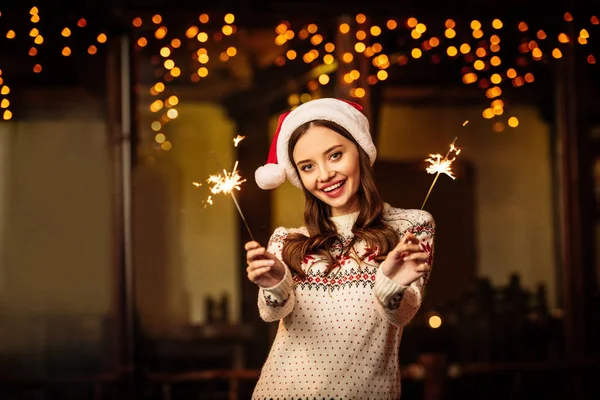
{"left": 382, "top": 232, "right": 431, "bottom": 286}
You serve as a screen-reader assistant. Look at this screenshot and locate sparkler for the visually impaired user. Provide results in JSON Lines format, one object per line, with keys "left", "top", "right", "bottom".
{"left": 233, "top": 135, "right": 246, "bottom": 147}
{"left": 207, "top": 158, "right": 255, "bottom": 241}
{"left": 421, "top": 137, "right": 461, "bottom": 210}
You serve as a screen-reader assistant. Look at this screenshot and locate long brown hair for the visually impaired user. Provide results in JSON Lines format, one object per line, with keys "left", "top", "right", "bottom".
{"left": 281, "top": 120, "right": 399, "bottom": 276}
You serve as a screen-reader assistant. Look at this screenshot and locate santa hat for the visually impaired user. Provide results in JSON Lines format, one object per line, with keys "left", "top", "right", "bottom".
{"left": 254, "top": 98, "right": 377, "bottom": 190}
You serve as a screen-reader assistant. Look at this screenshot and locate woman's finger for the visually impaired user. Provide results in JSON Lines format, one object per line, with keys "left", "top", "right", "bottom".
{"left": 244, "top": 241, "right": 262, "bottom": 251}
{"left": 394, "top": 243, "right": 421, "bottom": 254}
{"left": 415, "top": 263, "right": 431, "bottom": 273}
{"left": 401, "top": 232, "right": 420, "bottom": 245}
{"left": 403, "top": 251, "right": 430, "bottom": 262}
{"left": 246, "top": 247, "right": 266, "bottom": 263}
{"left": 246, "top": 259, "right": 275, "bottom": 273}
{"left": 248, "top": 266, "right": 272, "bottom": 282}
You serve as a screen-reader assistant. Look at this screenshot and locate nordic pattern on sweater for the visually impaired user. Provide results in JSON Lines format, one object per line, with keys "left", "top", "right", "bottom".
{"left": 252, "top": 204, "right": 435, "bottom": 400}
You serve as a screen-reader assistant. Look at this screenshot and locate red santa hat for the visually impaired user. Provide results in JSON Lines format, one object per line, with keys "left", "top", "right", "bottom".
{"left": 254, "top": 98, "right": 377, "bottom": 190}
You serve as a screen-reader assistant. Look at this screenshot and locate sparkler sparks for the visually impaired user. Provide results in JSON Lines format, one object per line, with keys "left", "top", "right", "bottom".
{"left": 421, "top": 137, "right": 461, "bottom": 209}
{"left": 207, "top": 161, "right": 246, "bottom": 195}
{"left": 233, "top": 135, "right": 246, "bottom": 147}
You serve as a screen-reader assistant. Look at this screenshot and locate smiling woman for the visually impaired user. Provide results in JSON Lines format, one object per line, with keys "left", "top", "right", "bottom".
{"left": 246, "top": 98, "right": 436, "bottom": 399}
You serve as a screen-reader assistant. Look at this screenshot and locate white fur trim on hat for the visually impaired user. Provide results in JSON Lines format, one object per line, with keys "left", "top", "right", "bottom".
{"left": 277, "top": 98, "right": 376, "bottom": 188}
{"left": 255, "top": 163, "right": 286, "bottom": 190}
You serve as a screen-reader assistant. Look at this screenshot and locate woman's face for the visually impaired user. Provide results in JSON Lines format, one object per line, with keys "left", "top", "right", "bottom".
{"left": 292, "top": 125, "right": 361, "bottom": 216}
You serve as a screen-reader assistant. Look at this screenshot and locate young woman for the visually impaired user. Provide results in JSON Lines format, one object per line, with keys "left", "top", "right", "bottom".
{"left": 246, "top": 98, "right": 435, "bottom": 399}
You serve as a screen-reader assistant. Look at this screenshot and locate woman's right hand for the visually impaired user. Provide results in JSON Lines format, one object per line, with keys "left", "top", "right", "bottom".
{"left": 245, "top": 241, "right": 286, "bottom": 288}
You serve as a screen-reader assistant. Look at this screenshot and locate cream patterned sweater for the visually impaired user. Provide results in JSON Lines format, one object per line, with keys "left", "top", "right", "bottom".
{"left": 252, "top": 204, "right": 435, "bottom": 400}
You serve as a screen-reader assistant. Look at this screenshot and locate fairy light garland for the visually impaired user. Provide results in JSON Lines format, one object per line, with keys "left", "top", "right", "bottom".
{"left": 0, "top": 7, "right": 597, "bottom": 137}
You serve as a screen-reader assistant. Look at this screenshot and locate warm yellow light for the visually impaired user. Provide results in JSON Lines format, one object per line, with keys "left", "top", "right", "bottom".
{"left": 447, "top": 46, "right": 458, "bottom": 57}
{"left": 170, "top": 67, "right": 181, "bottom": 77}
{"left": 160, "top": 47, "right": 171, "bottom": 57}
{"left": 492, "top": 19, "right": 503, "bottom": 29}
{"left": 88, "top": 45, "right": 98, "bottom": 55}
{"left": 411, "top": 48, "right": 422, "bottom": 58}
{"left": 470, "top": 20, "right": 481, "bottom": 30}
{"left": 198, "top": 67, "right": 208, "bottom": 77}
{"left": 151, "top": 121, "right": 162, "bottom": 131}
{"left": 34, "top": 35, "right": 44, "bottom": 45}
{"left": 318, "top": 74, "right": 330, "bottom": 85}
{"left": 578, "top": 37, "right": 588, "bottom": 45}
{"left": 154, "top": 82, "right": 165, "bottom": 93}
{"left": 286, "top": 50, "right": 297, "bottom": 60}
{"left": 532, "top": 48, "right": 543, "bottom": 59}
{"left": 167, "top": 109, "right": 178, "bottom": 119}
{"left": 490, "top": 56, "right": 501, "bottom": 66}
{"left": 486, "top": 86, "right": 502, "bottom": 98}
{"left": 411, "top": 30, "right": 421, "bottom": 39}
{"left": 416, "top": 23, "right": 427, "bottom": 33}
{"left": 339, "top": 23, "right": 350, "bottom": 34}
{"left": 524, "top": 73, "right": 534, "bottom": 83}
{"left": 137, "top": 37, "right": 147, "bottom": 47}
{"left": 482, "top": 108, "right": 495, "bottom": 119}
{"left": 490, "top": 34, "right": 501, "bottom": 44}
{"left": 490, "top": 44, "right": 501, "bottom": 52}
{"left": 307, "top": 23, "right": 318, "bottom": 33}
{"left": 33, "top": 64, "right": 42, "bottom": 73}
{"left": 30, "top": 28, "right": 39, "bottom": 37}
{"left": 350, "top": 70, "right": 360, "bottom": 80}
{"left": 491, "top": 73, "right": 502, "bottom": 84}
{"left": 377, "top": 70, "right": 388, "bottom": 80}
{"left": 506, "top": 68, "right": 517, "bottom": 79}
{"left": 3, "top": 110, "right": 12, "bottom": 120}
{"left": 222, "top": 25, "right": 234, "bottom": 35}
{"left": 354, "top": 42, "right": 366, "bottom": 53}
{"left": 1, "top": 86, "right": 10, "bottom": 95}
{"left": 224, "top": 13, "right": 235, "bottom": 24}
{"left": 355, "top": 88, "right": 366, "bottom": 98}
{"left": 61, "top": 28, "right": 72, "bottom": 37}
{"left": 508, "top": 117, "right": 519, "bottom": 127}
{"left": 387, "top": 20, "right": 397, "bottom": 30}
{"left": 445, "top": 28, "right": 456, "bottom": 39}
{"left": 371, "top": 25, "right": 382, "bottom": 36}
{"left": 161, "top": 141, "right": 172, "bottom": 151}
{"left": 0, "top": 99, "right": 9, "bottom": 108}
{"left": 342, "top": 52, "right": 354, "bottom": 63}
{"left": 62, "top": 47, "right": 71, "bottom": 56}
{"left": 473, "top": 60, "right": 485, "bottom": 70}
{"left": 285, "top": 30, "right": 295, "bottom": 40}
{"left": 155, "top": 133, "right": 166, "bottom": 144}
{"left": 552, "top": 48, "right": 563, "bottom": 58}
{"left": 30, "top": 6, "right": 39, "bottom": 15}
{"left": 428, "top": 315, "right": 442, "bottom": 329}
{"left": 558, "top": 33, "right": 569, "bottom": 43}
{"left": 226, "top": 46, "right": 237, "bottom": 57}
{"left": 476, "top": 47, "right": 486, "bottom": 57}
{"left": 152, "top": 15, "right": 162, "bottom": 24}
{"left": 322, "top": 54, "right": 334, "bottom": 64}
{"left": 459, "top": 43, "right": 471, "bottom": 54}
{"left": 197, "top": 32, "right": 208, "bottom": 42}
{"left": 199, "top": 13, "right": 209, "bottom": 23}
{"left": 579, "top": 29, "right": 589, "bottom": 39}
{"left": 311, "top": 34, "right": 323, "bottom": 45}
{"left": 518, "top": 22, "right": 528, "bottom": 32}
{"left": 198, "top": 54, "right": 209, "bottom": 64}
{"left": 132, "top": 17, "right": 142, "bottom": 27}
{"left": 6, "top": 30, "right": 16, "bottom": 39}
{"left": 429, "top": 37, "right": 440, "bottom": 47}
{"left": 150, "top": 100, "right": 163, "bottom": 112}
{"left": 186, "top": 26, "right": 199, "bottom": 38}
{"left": 406, "top": 17, "right": 417, "bottom": 28}
{"left": 343, "top": 73, "right": 354, "bottom": 84}
{"left": 356, "top": 14, "right": 366, "bottom": 24}
{"left": 164, "top": 59, "right": 175, "bottom": 70}
{"left": 473, "top": 29, "right": 483, "bottom": 39}
{"left": 155, "top": 27, "right": 167, "bottom": 39}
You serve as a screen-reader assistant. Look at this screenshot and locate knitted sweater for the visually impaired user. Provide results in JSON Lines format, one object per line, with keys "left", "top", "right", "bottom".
{"left": 252, "top": 204, "right": 435, "bottom": 400}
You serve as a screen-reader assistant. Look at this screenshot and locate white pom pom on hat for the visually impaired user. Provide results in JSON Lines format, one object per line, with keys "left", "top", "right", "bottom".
{"left": 254, "top": 98, "right": 377, "bottom": 190}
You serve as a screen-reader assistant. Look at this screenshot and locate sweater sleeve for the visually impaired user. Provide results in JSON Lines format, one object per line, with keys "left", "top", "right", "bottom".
{"left": 257, "top": 227, "right": 296, "bottom": 322}
{"left": 373, "top": 210, "right": 435, "bottom": 328}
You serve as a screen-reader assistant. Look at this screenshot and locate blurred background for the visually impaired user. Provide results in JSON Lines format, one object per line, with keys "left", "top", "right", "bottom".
{"left": 0, "top": 0, "right": 599, "bottom": 399}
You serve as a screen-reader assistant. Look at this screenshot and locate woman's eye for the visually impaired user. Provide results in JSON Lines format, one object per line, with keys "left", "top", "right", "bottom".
{"left": 330, "top": 152, "right": 342, "bottom": 160}
{"left": 300, "top": 164, "right": 313, "bottom": 172}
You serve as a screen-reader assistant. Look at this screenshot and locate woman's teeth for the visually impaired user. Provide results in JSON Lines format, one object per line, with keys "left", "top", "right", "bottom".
{"left": 323, "top": 181, "right": 344, "bottom": 192}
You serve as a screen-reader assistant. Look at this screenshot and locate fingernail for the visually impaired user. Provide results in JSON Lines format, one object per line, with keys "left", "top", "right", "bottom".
{"left": 269, "top": 260, "right": 275, "bottom": 265}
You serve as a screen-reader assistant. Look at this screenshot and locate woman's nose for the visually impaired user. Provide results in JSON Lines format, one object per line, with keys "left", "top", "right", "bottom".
{"left": 317, "top": 166, "right": 334, "bottom": 182}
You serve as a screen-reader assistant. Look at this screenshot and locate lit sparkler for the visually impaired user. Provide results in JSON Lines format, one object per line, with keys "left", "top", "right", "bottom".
{"left": 421, "top": 137, "right": 461, "bottom": 210}
{"left": 207, "top": 160, "right": 255, "bottom": 240}
{"left": 233, "top": 135, "right": 246, "bottom": 147}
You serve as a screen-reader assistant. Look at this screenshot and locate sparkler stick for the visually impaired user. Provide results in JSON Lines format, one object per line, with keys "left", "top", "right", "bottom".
{"left": 421, "top": 137, "right": 461, "bottom": 210}
{"left": 208, "top": 153, "right": 255, "bottom": 241}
